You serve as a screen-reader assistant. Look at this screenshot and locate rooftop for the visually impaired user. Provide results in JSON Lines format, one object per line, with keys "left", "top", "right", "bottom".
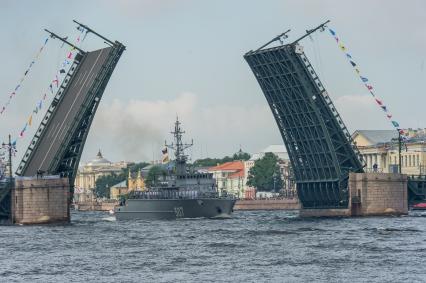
{"left": 86, "top": 149, "right": 112, "bottom": 166}
{"left": 353, "top": 130, "right": 398, "bottom": 145}
{"left": 250, "top": 144, "right": 289, "bottom": 161}
{"left": 111, "top": 180, "right": 127, "bottom": 188}
{"left": 208, "top": 161, "right": 244, "bottom": 172}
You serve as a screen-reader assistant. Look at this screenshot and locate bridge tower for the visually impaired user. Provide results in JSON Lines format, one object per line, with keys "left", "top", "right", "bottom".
{"left": 244, "top": 22, "right": 365, "bottom": 209}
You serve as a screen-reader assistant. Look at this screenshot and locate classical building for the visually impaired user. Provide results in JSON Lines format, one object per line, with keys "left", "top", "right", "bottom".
{"left": 207, "top": 145, "right": 296, "bottom": 198}
{"left": 353, "top": 129, "right": 426, "bottom": 175}
{"left": 127, "top": 170, "right": 146, "bottom": 191}
{"left": 110, "top": 180, "right": 127, "bottom": 200}
{"left": 208, "top": 161, "right": 245, "bottom": 198}
{"left": 74, "top": 150, "right": 129, "bottom": 203}
{"left": 110, "top": 171, "right": 146, "bottom": 200}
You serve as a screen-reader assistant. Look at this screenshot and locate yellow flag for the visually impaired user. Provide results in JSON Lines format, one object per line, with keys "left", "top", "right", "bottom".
{"left": 28, "top": 115, "right": 32, "bottom": 126}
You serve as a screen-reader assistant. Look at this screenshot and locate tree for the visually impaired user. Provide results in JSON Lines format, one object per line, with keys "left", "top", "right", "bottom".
{"left": 247, "top": 152, "right": 283, "bottom": 192}
{"left": 95, "top": 173, "right": 126, "bottom": 198}
{"left": 193, "top": 151, "right": 251, "bottom": 167}
{"left": 145, "top": 165, "right": 167, "bottom": 187}
{"left": 127, "top": 162, "right": 150, "bottom": 174}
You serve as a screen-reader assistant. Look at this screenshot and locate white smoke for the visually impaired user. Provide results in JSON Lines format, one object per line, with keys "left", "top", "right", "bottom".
{"left": 82, "top": 92, "right": 282, "bottom": 163}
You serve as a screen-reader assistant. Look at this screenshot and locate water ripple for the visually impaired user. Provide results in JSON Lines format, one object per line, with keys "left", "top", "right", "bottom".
{"left": 0, "top": 210, "right": 425, "bottom": 282}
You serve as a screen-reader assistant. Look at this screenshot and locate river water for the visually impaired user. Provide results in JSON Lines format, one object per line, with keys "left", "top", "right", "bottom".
{"left": 1, "top": 210, "right": 425, "bottom": 282}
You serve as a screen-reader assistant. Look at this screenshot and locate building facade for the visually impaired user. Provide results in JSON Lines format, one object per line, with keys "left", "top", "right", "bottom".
{"left": 208, "top": 161, "right": 245, "bottom": 198}
{"left": 207, "top": 145, "right": 296, "bottom": 198}
{"left": 110, "top": 171, "right": 146, "bottom": 200}
{"left": 353, "top": 129, "right": 426, "bottom": 175}
{"left": 74, "top": 150, "right": 129, "bottom": 203}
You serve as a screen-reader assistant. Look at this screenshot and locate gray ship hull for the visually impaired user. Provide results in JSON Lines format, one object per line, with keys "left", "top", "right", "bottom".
{"left": 115, "top": 198, "right": 236, "bottom": 220}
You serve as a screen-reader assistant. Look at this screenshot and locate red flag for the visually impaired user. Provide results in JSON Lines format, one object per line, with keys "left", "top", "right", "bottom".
{"left": 375, "top": 98, "right": 383, "bottom": 105}
{"left": 53, "top": 75, "right": 59, "bottom": 87}
{"left": 67, "top": 52, "right": 73, "bottom": 59}
{"left": 387, "top": 114, "right": 392, "bottom": 119}
{"left": 366, "top": 85, "right": 373, "bottom": 90}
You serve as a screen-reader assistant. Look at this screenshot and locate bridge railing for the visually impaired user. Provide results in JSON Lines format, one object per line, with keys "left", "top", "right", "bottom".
{"left": 363, "top": 168, "right": 385, "bottom": 173}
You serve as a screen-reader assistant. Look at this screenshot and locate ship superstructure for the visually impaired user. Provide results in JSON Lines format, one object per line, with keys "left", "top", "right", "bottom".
{"left": 114, "top": 118, "right": 236, "bottom": 220}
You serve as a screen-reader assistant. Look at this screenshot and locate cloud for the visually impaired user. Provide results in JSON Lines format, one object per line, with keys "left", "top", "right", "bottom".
{"left": 334, "top": 94, "right": 392, "bottom": 132}
{"left": 83, "top": 92, "right": 282, "bottom": 163}
{"left": 86, "top": 92, "right": 196, "bottom": 161}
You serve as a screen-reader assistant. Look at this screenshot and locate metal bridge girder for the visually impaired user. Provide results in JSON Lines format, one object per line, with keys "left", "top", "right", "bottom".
{"left": 245, "top": 41, "right": 364, "bottom": 209}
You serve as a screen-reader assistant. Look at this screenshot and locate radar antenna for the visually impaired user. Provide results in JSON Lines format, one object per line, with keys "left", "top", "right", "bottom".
{"left": 165, "top": 117, "right": 193, "bottom": 174}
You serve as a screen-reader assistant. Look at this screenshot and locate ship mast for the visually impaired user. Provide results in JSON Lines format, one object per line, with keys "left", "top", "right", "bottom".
{"left": 165, "top": 117, "right": 193, "bottom": 174}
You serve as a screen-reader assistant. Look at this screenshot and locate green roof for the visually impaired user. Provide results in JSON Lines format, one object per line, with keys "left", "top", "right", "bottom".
{"left": 111, "top": 180, "right": 127, "bottom": 188}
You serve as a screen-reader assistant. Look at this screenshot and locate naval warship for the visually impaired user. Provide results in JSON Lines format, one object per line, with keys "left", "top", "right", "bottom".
{"left": 114, "top": 118, "right": 236, "bottom": 220}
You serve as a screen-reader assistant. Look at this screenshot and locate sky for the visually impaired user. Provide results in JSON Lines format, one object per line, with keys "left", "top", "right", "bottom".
{"left": 0, "top": 0, "right": 425, "bottom": 167}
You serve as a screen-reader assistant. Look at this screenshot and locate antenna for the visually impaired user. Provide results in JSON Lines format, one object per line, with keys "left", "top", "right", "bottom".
{"left": 256, "top": 29, "right": 291, "bottom": 51}
{"left": 291, "top": 20, "right": 330, "bottom": 44}
{"left": 73, "top": 20, "right": 116, "bottom": 46}
{"left": 44, "top": 29, "right": 85, "bottom": 54}
{"left": 165, "top": 118, "right": 193, "bottom": 174}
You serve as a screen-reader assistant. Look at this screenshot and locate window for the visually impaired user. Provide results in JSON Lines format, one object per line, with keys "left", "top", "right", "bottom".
{"left": 409, "top": 156, "right": 412, "bottom": 167}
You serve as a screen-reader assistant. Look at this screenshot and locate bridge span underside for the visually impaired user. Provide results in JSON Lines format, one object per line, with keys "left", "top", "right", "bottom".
{"left": 16, "top": 43, "right": 125, "bottom": 186}
{"left": 245, "top": 43, "right": 364, "bottom": 208}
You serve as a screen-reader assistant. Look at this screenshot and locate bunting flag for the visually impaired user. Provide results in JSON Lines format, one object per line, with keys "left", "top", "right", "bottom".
{"left": 328, "top": 27, "right": 403, "bottom": 134}
{"left": 53, "top": 76, "right": 59, "bottom": 87}
{"left": 0, "top": 37, "right": 49, "bottom": 117}
{"left": 11, "top": 26, "right": 87, "bottom": 145}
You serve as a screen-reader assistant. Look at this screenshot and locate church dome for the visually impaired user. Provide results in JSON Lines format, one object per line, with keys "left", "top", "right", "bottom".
{"left": 86, "top": 150, "right": 111, "bottom": 167}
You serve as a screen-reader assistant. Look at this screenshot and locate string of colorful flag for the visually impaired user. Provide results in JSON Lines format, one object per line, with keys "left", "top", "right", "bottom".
{"left": 0, "top": 38, "right": 49, "bottom": 116}
{"left": 327, "top": 27, "right": 404, "bottom": 134}
{"left": 15, "top": 27, "right": 87, "bottom": 142}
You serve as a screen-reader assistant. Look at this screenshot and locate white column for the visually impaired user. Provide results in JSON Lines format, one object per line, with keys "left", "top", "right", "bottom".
{"left": 367, "top": 155, "right": 372, "bottom": 170}
{"left": 377, "top": 154, "right": 381, "bottom": 171}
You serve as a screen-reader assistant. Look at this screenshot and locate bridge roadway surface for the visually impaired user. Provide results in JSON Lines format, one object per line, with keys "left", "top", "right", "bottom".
{"left": 23, "top": 47, "right": 112, "bottom": 176}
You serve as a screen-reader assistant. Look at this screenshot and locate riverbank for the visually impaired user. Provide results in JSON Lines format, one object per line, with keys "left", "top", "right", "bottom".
{"left": 234, "top": 198, "right": 300, "bottom": 210}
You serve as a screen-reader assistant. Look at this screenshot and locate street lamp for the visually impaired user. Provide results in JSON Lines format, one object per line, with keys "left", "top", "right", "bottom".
{"left": 272, "top": 172, "right": 277, "bottom": 193}
{"left": 1, "top": 135, "right": 13, "bottom": 183}
{"left": 391, "top": 131, "right": 404, "bottom": 174}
